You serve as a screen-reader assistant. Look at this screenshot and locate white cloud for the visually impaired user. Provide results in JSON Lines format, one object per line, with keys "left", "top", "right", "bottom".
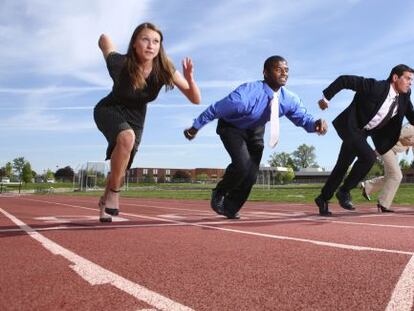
{"left": 0, "top": 0, "right": 150, "bottom": 84}
{"left": 0, "top": 106, "right": 93, "bottom": 111}
{"left": 0, "top": 86, "right": 107, "bottom": 95}
{"left": 167, "top": 0, "right": 333, "bottom": 54}
{"left": 0, "top": 113, "right": 94, "bottom": 131}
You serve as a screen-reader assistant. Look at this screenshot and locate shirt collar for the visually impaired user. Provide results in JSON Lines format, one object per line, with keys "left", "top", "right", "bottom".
{"left": 263, "top": 80, "right": 282, "bottom": 99}
{"left": 274, "top": 89, "right": 281, "bottom": 98}
{"left": 389, "top": 83, "right": 398, "bottom": 99}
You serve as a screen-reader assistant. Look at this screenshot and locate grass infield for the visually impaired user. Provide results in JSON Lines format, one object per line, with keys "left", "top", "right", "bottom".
{"left": 52, "top": 182, "right": 414, "bottom": 206}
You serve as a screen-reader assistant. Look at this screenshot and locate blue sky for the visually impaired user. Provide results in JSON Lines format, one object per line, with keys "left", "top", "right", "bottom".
{"left": 1, "top": 0, "right": 414, "bottom": 174}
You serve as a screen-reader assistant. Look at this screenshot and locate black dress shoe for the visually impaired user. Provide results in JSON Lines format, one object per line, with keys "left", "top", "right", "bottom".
{"left": 223, "top": 210, "right": 240, "bottom": 219}
{"left": 314, "top": 195, "right": 332, "bottom": 216}
{"left": 210, "top": 189, "right": 225, "bottom": 215}
{"left": 360, "top": 182, "right": 371, "bottom": 201}
{"left": 335, "top": 190, "right": 355, "bottom": 210}
{"left": 377, "top": 203, "right": 394, "bottom": 213}
{"left": 220, "top": 196, "right": 241, "bottom": 219}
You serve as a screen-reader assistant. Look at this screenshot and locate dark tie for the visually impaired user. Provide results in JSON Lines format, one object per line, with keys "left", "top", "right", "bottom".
{"left": 375, "top": 95, "right": 399, "bottom": 130}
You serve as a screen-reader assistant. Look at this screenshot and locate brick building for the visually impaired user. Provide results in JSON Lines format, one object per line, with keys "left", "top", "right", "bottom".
{"left": 127, "top": 166, "right": 414, "bottom": 185}
{"left": 127, "top": 167, "right": 225, "bottom": 183}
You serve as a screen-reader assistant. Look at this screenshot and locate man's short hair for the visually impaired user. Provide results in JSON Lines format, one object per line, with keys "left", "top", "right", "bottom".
{"left": 387, "top": 64, "right": 414, "bottom": 82}
{"left": 263, "top": 55, "right": 287, "bottom": 72}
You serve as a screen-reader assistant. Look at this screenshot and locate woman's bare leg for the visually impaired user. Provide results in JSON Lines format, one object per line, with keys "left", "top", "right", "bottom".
{"left": 103, "top": 129, "right": 135, "bottom": 211}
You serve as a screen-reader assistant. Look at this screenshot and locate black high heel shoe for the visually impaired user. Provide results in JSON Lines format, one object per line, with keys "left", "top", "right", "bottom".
{"left": 377, "top": 203, "right": 394, "bottom": 213}
{"left": 99, "top": 197, "right": 112, "bottom": 223}
{"left": 104, "top": 189, "right": 120, "bottom": 216}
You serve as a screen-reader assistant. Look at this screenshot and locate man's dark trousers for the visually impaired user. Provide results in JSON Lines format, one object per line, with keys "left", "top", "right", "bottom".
{"left": 321, "top": 131, "right": 377, "bottom": 200}
{"left": 215, "top": 119, "right": 264, "bottom": 214}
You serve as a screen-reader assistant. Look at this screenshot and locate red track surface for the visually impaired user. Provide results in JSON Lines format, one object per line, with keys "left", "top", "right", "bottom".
{"left": 0, "top": 194, "right": 413, "bottom": 310}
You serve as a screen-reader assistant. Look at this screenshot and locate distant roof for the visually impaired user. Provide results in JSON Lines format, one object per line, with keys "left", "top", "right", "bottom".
{"left": 259, "top": 166, "right": 289, "bottom": 172}
{"left": 298, "top": 167, "right": 324, "bottom": 172}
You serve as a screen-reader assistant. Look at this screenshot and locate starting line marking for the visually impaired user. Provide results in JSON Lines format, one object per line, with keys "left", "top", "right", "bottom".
{"left": 34, "top": 215, "right": 129, "bottom": 223}
{"left": 0, "top": 207, "right": 194, "bottom": 311}
{"left": 158, "top": 214, "right": 186, "bottom": 220}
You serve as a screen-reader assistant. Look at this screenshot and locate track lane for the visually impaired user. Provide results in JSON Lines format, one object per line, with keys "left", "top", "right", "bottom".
{"left": 1, "top": 195, "right": 413, "bottom": 310}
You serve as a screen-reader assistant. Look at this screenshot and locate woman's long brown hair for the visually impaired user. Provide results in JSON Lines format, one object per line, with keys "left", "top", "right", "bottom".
{"left": 126, "top": 22, "right": 175, "bottom": 90}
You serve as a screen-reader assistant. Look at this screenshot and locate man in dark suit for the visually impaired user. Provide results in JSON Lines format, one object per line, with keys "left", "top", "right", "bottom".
{"left": 315, "top": 64, "right": 414, "bottom": 216}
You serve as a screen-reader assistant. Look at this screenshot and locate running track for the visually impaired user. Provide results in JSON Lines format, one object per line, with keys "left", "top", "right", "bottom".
{"left": 0, "top": 194, "right": 413, "bottom": 310}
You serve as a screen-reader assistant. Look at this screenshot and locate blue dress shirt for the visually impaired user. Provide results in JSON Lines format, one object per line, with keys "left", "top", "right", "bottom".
{"left": 192, "top": 80, "right": 316, "bottom": 132}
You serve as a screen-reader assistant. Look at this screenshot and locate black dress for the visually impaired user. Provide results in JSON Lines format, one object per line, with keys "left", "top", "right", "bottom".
{"left": 94, "top": 52, "right": 165, "bottom": 169}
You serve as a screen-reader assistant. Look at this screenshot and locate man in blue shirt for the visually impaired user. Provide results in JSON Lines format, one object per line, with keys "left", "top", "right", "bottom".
{"left": 184, "top": 55, "right": 327, "bottom": 219}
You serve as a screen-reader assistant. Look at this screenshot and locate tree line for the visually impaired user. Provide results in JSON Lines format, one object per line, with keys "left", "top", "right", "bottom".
{"left": 0, "top": 157, "right": 75, "bottom": 183}
{"left": 2, "top": 148, "right": 413, "bottom": 184}
{"left": 268, "top": 143, "right": 414, "bottom": 179}
{"left": 268, "top": 144, "right": 320, "bottom": 171}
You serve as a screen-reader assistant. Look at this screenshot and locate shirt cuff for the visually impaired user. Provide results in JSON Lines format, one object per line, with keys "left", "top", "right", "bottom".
{"left": 192, "top": 118, "right": 203, "bottom": 130}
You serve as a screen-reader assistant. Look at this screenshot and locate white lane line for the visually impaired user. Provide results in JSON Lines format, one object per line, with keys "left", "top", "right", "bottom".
{"left": 0, "top": 228, "right": 24, "bottom": 232}
{"left": 386, "top": 255, "right": 414, "bottom": 311}
{"left": 29, "top": 197, "right": 414, "bottom": 222}
{"left": 63, "top": 198, "right": 213, "bottom": 215}
{"left": 21, "top": 198, "right": 414, "bottom": 256}
{"left": 0, "top": 223, "right": 182, "bottom": 233}
{"left": 2, "top": 214, "right": 414, "bottom": 234}
{"left": 115, "top": 201, "right": 414, "bottom": 223}
{"left": 0, "top": 207, "right": 194, "bottom": 311}
{"left": 196, "top": 224, "right": 414, "bottom": 255}
{"left": 34, "top": 215, "right": 129, "bottom": 223}
{"left": 24, "top": 197, "right": 414, "bottom": 231}
{"left": 318, "top": 220, "right": 414, "bottom": 230}
{"left": 0, "top": 217, "right": 299, "bottom": 233}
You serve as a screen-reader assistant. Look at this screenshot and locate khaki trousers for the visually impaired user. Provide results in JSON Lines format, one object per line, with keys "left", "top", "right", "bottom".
{"left": 364, "top": 149, "right": 402, "bottom": 208}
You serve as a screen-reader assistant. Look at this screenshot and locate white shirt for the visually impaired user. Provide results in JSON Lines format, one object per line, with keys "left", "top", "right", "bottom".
{"left": 364, "top": 85, "right": 398, "bottom": 130}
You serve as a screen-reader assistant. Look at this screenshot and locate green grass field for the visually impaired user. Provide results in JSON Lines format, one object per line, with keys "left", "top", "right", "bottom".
{"left": 53, "top": 182, "right": 414, "bottom": 206}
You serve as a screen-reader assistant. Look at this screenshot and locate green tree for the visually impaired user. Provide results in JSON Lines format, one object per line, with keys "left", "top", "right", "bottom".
{"left": 196, "top": 173, "right": 209, "bottom": 181}
{"left": 22, "top": 162, "right": 33, "bottom": 183}
{"left": 284, "top": 167, "right": 295, "bottom": 183}
{"left": 5, "top": 162, "right": 13, "bottom": 177}
{"left": 399, "top": 159, "right": 410, "bottom": 170}
{"left": 55, "top": 166, "right": 74, "bottom": 182}
{"left": 268, "top": 152, "right": 296, "bottom": 170}
{"left": 274, "top": 167, "right": 295, "bottom": 184}
{"left": 365, "top": 161, "right": 384, "bottom": 179}
{"left": 172, "top": 170, "right": 191, "bottom": 183}
{"left": 292, "top": 144, "right": 318, "bottom": 169}
{"left": 13, "top": 157, "right": 26, "bottom": 180}
{"left": 45, "top": 169, "right": 55, "bottom": 179}
{"left": 143, "top": 175, "right": 156, "bottom": 183}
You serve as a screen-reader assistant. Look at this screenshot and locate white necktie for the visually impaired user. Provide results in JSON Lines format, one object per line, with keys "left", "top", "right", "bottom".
{"left": 269, "top": 92, "right": 280, "bottom": 148}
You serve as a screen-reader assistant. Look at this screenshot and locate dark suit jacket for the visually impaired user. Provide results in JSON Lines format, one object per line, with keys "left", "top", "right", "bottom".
{"left": 323, "top": 75, "right": 414, "bottom": 154}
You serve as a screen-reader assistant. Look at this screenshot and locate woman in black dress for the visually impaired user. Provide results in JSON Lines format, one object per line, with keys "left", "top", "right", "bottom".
{"left": 94, "top": 22, "right": 201, "bottom": 222}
